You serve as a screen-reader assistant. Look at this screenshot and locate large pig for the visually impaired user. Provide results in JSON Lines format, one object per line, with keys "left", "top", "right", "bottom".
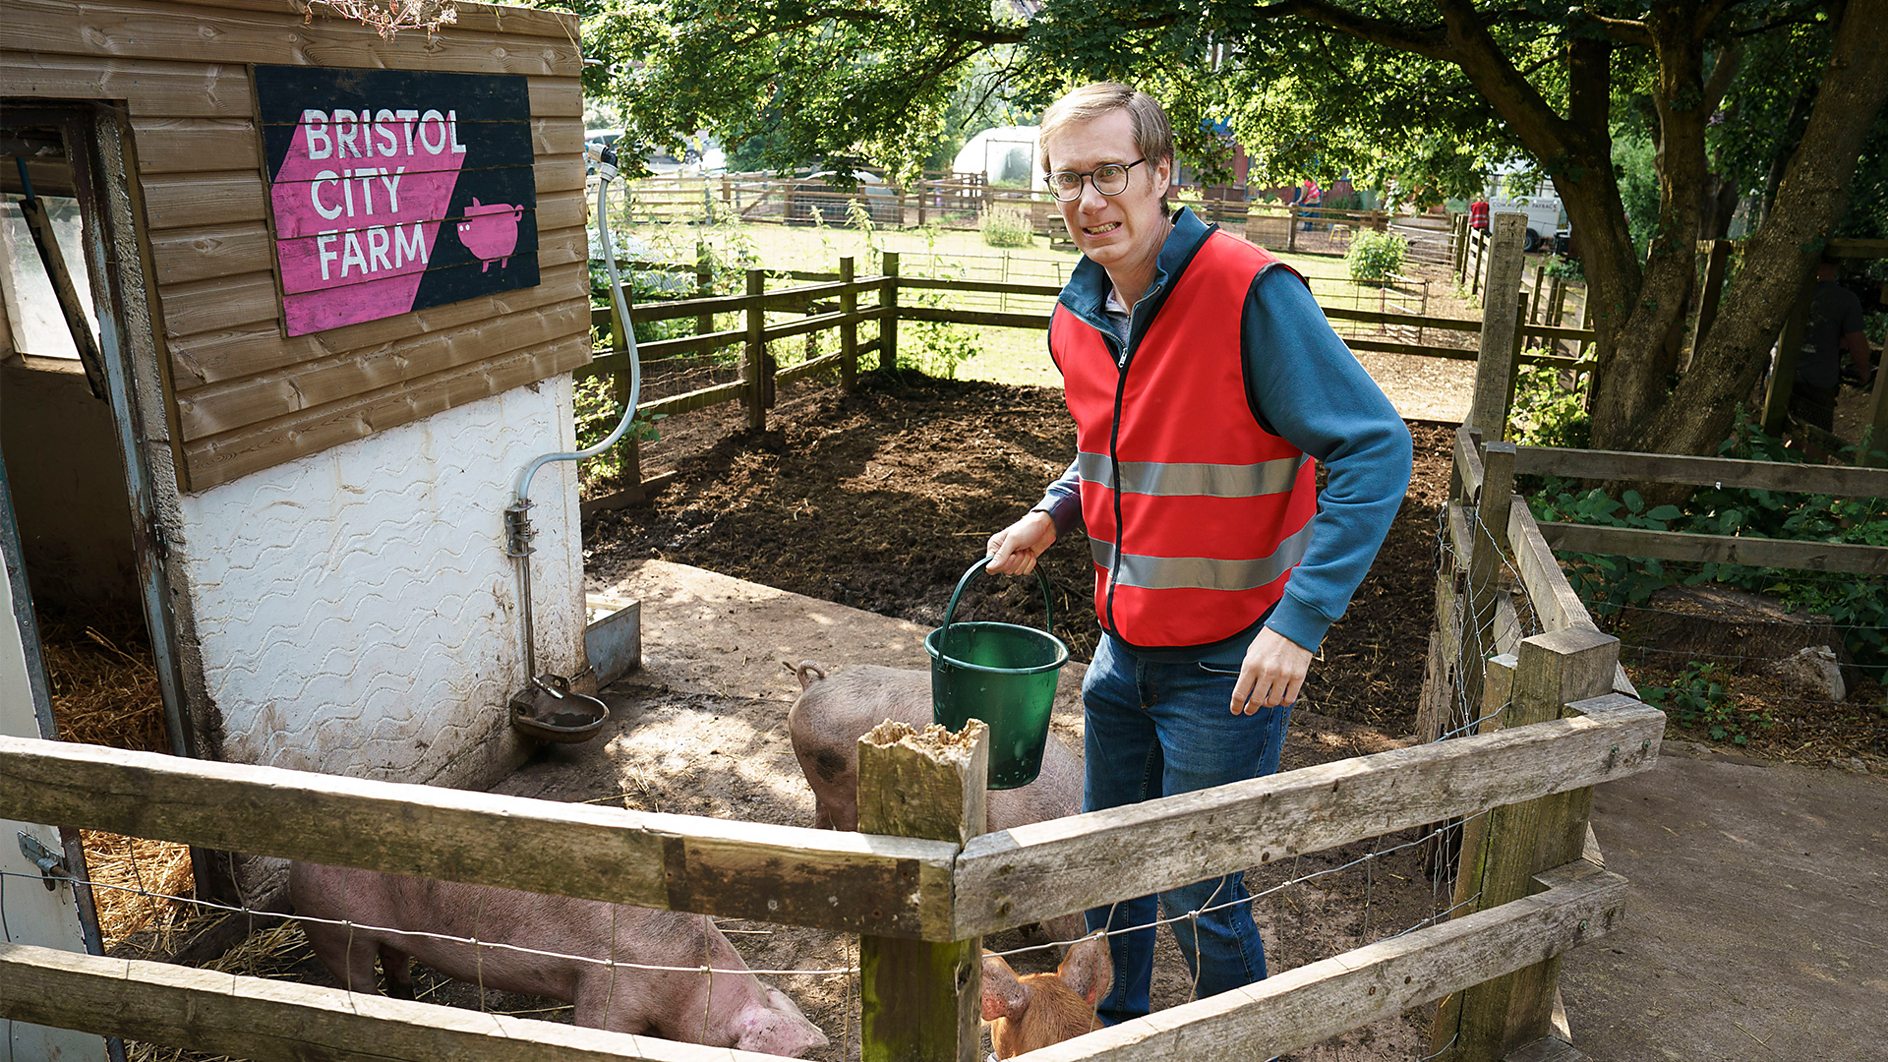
{"left": 289, "top": 861, "right": 828, "bottom": 1056}
{"left": 981, "top": 932, "right": 1113, "bottom": 1058}
{"left": 787, "top": 660, "right": 1084, "bottom": 940}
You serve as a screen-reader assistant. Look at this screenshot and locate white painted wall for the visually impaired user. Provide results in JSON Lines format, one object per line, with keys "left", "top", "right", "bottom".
{"left": 172, "top": 377, "right": 586, "bottom": 785}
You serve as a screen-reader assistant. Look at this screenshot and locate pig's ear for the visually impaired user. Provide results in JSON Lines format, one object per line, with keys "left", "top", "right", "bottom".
{"left": 1059, "top": 932, "right": 1113, "bottom": 1007}
{"left": 980, "top": 952, "right": 1030, "bottom": 1021}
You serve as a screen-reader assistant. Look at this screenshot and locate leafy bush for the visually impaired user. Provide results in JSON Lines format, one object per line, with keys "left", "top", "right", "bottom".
{"left": 1509, "top": 364, "right": 1590, "bottom": 449}
{"left": 1528, "top": 417, "right": 1888, "bottom": 672}
{"left": 1642, "top": 661, "right": 1772, "bottom": 745}
{"left": 980, "top": 205, "right": 1035, "bottom": 248}
{"left": 1345, "top": 230, "right": 1408, "bottom": 282}
{"left": 1543, "top": 255, "right": 1584, "bottom": 282}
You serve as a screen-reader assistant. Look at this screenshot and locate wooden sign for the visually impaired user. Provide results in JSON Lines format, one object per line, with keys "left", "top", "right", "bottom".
{"left": 253, "top": 66, "right": 540, "bottom": 336}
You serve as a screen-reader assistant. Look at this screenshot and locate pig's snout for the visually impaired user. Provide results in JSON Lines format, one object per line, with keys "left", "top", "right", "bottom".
{"left": 737, "top": 988, "right": 830, "bottom": 1055}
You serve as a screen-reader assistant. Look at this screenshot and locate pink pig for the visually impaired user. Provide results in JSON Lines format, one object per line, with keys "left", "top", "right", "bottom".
{"left": 456, "top": 198, "right": 524, "bottom": 271}
{"left": 289, "top": 861, "right": 829, "bottom": 1055}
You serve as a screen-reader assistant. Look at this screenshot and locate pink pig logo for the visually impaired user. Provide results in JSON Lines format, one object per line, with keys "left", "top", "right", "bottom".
{"left": 456, "top": 198, "right": 525, "bottom": 271}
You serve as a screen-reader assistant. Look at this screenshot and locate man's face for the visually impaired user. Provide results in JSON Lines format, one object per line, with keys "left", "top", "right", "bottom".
{"left": 1044, "top": 109, "right": 1171, "bottom": 279}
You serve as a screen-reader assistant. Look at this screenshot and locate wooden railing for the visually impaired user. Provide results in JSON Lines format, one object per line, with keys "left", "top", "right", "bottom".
{"left": 0, "top": 663, "right": 1659, "bottom": 1060}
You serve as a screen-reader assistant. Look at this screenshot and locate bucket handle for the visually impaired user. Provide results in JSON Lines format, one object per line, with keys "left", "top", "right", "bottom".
{"left": 942, "top": 555, "right": 1054, "bottom": 636}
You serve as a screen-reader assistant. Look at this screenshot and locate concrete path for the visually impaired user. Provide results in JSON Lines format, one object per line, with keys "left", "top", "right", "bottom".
{"left": 1562, "top": 747, "right": 1887, "bottom": 1061}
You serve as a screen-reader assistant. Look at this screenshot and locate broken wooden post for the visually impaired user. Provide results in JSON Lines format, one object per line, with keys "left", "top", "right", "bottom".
{"left": 1468, "top": 213, "right": 1529, "bottom": 440}
{"left": 840, "top": 255, "right": 858, "bottom": 393}
{"left": 1439, "top": 626, "right": 1620, "bottom": 1061}
{"left": 858, "top": 720, "right": 988, "bottom": 1062}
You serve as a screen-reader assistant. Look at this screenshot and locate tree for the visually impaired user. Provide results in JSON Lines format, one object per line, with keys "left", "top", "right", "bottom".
{"left": 584, "top": 0, "right": 1888, "bottom": 456}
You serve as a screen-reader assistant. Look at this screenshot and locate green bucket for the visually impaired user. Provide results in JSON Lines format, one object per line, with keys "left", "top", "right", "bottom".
{"left": 926, "top": 556, "right": 1070, "bottom": 790}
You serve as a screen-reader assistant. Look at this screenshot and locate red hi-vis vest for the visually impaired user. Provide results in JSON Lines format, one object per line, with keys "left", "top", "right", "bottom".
{"left": 1050, "top": 231, "right": 1319, "bottom": 649}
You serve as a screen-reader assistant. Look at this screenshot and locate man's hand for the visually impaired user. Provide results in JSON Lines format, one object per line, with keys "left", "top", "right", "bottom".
{"left": 987, "top": 511, "right": 1057, "bottom": 575}
{"left": 1231, "top": 628, "right": 1314, "bottom": 714}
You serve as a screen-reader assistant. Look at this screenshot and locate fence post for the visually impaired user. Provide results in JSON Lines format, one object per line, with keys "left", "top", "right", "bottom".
{"left": 1287, "top": 203, "right": 1300, "bottom": 253}
{"left": 1468, "top": 213, "right": 1529, "bottom": 440}
{"left": 1528, "top": 264, "right": 1545, "bottom": 324}
{"left": 1866, "top": 354, "right": 1888, "bottom": 468}
{"left": 744, "top": 269, "right": 767, "bottom": 431}
{"left": 607, "top": 271, "right": 643, "bottom": 495}
{"left": 881, "top": 250, "right": 900, "bottom": 373}
{"left": 1689, "top": 238, "right": 1732, "bottom": 366}
{"left": 1426, "top": 650, "right": 1516, "bottom": 1053}
{"left": 840, "top": 255, "right": 858, "bottom": 393}
{"left": 1445, "top": 625, "right": 1620, "bottom": 1061}
{"left": 918, "top": 177, "right": 929, "bottom": 227}
{"left": 1460, "top": 440, "right": 1516, "bottom": 728}
{"left": 858, "top": 720, "right": 988, "bottom": 1062}
{"left": 695, "top": 239, "right": 713, "bottom": 339}
{"left": 1760, "top": 271, "right": 1815, "bottom": 435}
{"left": 1452, "top": 214, "right": 1468, "bottom": 280}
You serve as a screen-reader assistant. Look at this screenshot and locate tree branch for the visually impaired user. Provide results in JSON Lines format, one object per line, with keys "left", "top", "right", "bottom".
{"left": 1701, "top": 40, "right": 1741, "bottom": 113}
{"left": 1579, "top": 9, "right": 1655, "bottom": 45}
{"left": 1249, "top": 0, "right": 1451, "bottom": 58}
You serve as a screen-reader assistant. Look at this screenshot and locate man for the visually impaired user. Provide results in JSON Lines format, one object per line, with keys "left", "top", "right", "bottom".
{"left": 985, "top": 83, "right": 1411, "bottom": 1025}
{"left": 1790, "top": 255, "right": 1874, "bottom": 435}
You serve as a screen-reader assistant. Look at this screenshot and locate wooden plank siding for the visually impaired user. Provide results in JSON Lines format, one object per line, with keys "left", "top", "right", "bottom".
{"left": 0, "top": 0, "right": 591, "bottom": 491}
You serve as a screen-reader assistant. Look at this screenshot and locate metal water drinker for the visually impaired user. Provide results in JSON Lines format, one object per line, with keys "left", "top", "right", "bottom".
{"left": 926, "top": 556, "right": 1070, "bottom": 789}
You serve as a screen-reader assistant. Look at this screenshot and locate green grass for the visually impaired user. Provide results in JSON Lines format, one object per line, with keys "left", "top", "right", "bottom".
{"left": 603, "top": 214, "right": 1371, "bottom": 387}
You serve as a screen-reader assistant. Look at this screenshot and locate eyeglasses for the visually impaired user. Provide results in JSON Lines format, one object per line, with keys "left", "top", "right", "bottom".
{"left": 1044, "top": 158, "right": 1147, "bottom": 202}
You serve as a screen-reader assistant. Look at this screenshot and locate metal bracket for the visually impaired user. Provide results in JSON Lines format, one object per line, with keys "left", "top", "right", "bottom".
{"left": 16, "top": 831, "right": 69, "bottom": 891}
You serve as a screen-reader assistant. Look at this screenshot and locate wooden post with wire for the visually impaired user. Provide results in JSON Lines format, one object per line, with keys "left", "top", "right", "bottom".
{"left": 1438, "top": 625, "right": 1620, "bottom": 1061}
{"left": 857, "top": 720, "right": 988, "bottom": 1062}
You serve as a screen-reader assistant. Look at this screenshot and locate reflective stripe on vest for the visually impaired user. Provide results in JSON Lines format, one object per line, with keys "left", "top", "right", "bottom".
{"left": 1076, "top": 451, "right": 1311, "bottom": 499}
{"left": 1089, "top": 520, "right": 1317, "bottom": 592}
{"left": 1051, "top": 228, "right": 1318, "bottom": 648}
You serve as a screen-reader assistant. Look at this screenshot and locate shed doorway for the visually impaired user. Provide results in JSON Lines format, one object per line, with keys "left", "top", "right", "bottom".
{"left": 1, "top": 101, "right": 193, "bottom": 960}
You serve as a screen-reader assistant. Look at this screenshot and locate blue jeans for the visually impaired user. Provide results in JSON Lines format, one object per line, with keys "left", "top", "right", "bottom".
{"left": 1080, "top": 633, "right": 1293, "bottom": 1025}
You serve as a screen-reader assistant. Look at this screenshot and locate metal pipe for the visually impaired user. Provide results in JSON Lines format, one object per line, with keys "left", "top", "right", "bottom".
{"left": 506, "top": 143, "right": 641, "bottom": 690}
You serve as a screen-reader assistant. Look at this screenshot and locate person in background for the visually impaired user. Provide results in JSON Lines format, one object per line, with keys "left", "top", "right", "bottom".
{"left": 984, "top": 82, "right": 1411, "bottom": 1025}
{"left": 1791, "top": 254, "right": 1874, "bottom": 435}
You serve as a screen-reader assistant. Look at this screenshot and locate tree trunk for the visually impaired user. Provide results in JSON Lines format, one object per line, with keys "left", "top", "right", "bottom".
{"left": 1635, "top": 0, "right": 1888, "bottom": 456}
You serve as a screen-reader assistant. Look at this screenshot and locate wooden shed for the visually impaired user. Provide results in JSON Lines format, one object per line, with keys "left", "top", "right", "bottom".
{"left": 1, "top": 0, "right": 595, "bottom": 857}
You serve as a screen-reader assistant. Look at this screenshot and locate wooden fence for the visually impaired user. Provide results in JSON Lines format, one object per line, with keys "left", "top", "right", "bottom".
{"left": 603, "top": 173, "right": 1395, "bottom": 257}
{"left": 0, "top": 628, "right": 1659, "bottom": 1061}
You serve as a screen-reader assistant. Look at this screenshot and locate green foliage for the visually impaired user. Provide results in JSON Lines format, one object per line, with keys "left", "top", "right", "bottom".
{"left": 1542, "top": 255, "right": 1584, "bottom": 282}
{"left": 1344, "top": 230, "right": 1407, "bottom": 283}
{"left": 1509, "top": 365, "right": 1590, "bottom": 449}
{"left": 1642, "top": 661, "right": 1772, "bottom": 745}
{"left": 979, "top": 205, "right": 1036, "bottom": 248}
{"left": 1528, "top": 419, "right": 1888, "bottom": 672}
{"left": 1611, "top": 131, "right": 1660, "bottom": 259}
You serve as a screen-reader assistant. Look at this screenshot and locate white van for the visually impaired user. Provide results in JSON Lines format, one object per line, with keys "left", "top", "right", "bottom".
{"left": 1486, "top": 170, "right": 1566, "bottom": 252}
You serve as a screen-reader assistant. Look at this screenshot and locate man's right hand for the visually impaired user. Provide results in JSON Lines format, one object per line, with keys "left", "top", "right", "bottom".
{"left": 987, "top": 511, "right": 1057, "bottom": 576}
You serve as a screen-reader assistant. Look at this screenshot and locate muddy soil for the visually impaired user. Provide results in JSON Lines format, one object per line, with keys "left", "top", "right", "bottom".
{"left": 584, "top": 373, "right": 1454, "bottom": 735}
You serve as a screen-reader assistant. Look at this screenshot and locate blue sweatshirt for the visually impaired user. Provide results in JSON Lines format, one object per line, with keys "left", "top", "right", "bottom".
{"left": 1034, "top": 208, "right": 1412, "bottom": 661}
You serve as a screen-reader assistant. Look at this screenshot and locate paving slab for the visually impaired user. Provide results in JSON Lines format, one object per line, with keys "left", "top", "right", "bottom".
{"left": 1563, "top": 745, "right": 1887, "bottom": 1061}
